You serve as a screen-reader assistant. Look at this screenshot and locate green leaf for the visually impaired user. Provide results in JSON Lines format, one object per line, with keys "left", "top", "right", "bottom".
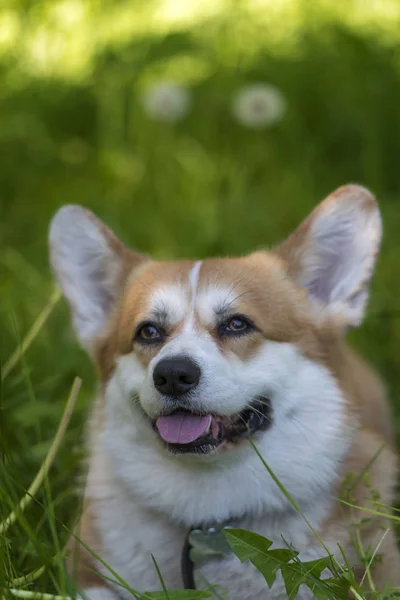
{"left": 223, "top": 528, "right": 273, "bottom": 562}
{"left": 281, "top": 564, "right": 307, "bottom": 599}
{"left": 312, "top": 587, "right": 332, "bottom": 600}
{"left": 301, "top": 556, "right": 333, "bottom": 578}
{"left": 321, "top": 577, "right": 352, "bottom": 600}
{"left": 268, "top": 549, "right": 298, "bottom": 564}
{"left": 282, "top": 557, "right": 346, "bottom": 600}
{"left": 250, "top": 554, "right": 279, "bottom": 588}
{"left": 224, "top": 529, "right": 298, "bottom": 588}
{"left": 251, "top": 549, "right": 298, "bottom": 588}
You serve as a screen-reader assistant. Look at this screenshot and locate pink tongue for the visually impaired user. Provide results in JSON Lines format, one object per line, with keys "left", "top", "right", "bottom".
{"left": 156, "top": 412, "right": 212, "bottom": 444}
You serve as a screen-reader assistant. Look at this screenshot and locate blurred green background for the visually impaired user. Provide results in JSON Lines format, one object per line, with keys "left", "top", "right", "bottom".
{"left": 1, "top": 0, "right": 400, "bottom": 589}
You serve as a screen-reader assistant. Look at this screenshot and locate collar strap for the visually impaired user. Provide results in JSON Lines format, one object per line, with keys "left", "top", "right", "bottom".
{"left": 181, "top": 528, "right": 197, "bottom": 589}
{"left": 181, "top": 524, "right": 233, "bottom": 589}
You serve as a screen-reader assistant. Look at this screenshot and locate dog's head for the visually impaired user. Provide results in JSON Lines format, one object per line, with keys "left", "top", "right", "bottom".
{"left": 49, "top": 185, "right": 381, "bottom": 468}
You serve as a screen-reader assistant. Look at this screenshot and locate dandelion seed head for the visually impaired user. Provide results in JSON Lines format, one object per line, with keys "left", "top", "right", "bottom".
{"left": 142, "top": 81, "right": 191, "bottom": 122}
{"left": 232, "top": 83, "right": 286, "bottom": 128}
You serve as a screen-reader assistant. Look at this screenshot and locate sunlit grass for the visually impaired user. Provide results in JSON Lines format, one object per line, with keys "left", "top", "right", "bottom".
{"left": 0, "top": 377, "right": 81, "bottom": 536}
{"left": 2, "top": 289, "right": 61, "bottom": 382}
{"left": 1, "top": 0, "right": 400, "bottom": 78}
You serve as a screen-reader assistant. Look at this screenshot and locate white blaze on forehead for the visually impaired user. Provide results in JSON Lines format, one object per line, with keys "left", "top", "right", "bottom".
{"left": 189, "top": 261, "right": 202, "bottom": 297}
{"left": 183, "top": 261, "right": 202, "bottom": 331}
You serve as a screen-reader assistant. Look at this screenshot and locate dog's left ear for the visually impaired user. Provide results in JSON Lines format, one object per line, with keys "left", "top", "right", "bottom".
{"left": 276, "top": 184, "right": 382, "bottom": 326}
{"left": 49, "top": 205, "right": 146, "bottom": 351}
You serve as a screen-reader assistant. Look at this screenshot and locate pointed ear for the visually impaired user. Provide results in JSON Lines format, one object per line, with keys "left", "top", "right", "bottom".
{"left": 276, "top": 185, "right": 382, "bottom": 327}
{"left": 49, "top": 206, "right": 146, "bottom": 350}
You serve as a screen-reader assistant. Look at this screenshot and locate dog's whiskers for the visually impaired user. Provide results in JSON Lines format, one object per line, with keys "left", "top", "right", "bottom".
{"left": 246, "top": 405, "right": 271, "bottom": 423}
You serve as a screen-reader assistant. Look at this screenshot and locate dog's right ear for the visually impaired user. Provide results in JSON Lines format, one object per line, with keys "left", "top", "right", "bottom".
{"left": 276, "top": 185, "right": 381, "bottom": 328}
{"left": 49, "top": 206, "right": 146, "bottom": 351}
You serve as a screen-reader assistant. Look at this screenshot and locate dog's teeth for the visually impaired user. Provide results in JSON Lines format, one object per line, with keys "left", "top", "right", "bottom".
{"left": 211, "top": 419, "right": 220, "bottom": 438}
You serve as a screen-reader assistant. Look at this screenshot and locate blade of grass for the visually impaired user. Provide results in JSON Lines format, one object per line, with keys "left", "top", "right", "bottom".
{"left": 65, "top": 529, "right": 143, "bottom": 600}
{"left": 5, "top": 589, "right": 72, "bottom": 600}
{"left": 43, "top": 475, "right": 67, "bottom": 596}
{"left": 11, "top": 566, "right": 47, "bottom": 587}
{"left": 2, "top": 288, "right": 61, "bottom": 381}
{"left": 339, "top": 500, "right": 400, "bottom": 523}
{"left": 0, "top": 377, "right": 81, "bottom": 535}
{"left": 354, "top": 527, "right": 376, "bottom": 593}
{"left": 342, "top": 444, "right": 385, "bottom": 496}
{"left": 371, "top": 501, "right": 400, "bottom": 514}
{"left": 248, "top": 439, "right": 332, "bottom": 555}
{"left": 359, "top": 527, "right": 389, "bottom": 588}
{"left": 151, "top": 555, "right": 169, "bottom": 600}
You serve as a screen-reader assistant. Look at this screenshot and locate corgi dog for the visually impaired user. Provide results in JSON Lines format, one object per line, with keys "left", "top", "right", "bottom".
{"left": 49, "top": 185, "right": 400, "bottom": 600}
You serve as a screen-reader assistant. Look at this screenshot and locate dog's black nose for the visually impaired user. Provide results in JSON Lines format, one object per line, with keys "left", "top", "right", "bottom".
{"left": 153, "top": 356, "right": 201, "bottom": 397}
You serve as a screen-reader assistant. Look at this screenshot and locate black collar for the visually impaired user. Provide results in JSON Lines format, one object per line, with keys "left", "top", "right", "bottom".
{"left": 181, "top": 527, "right": 197, "bottom": 589}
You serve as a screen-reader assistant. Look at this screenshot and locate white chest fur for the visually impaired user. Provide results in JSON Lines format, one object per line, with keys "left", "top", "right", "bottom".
{"left": 87, "top": 453, "right": 333, "bottom": 600}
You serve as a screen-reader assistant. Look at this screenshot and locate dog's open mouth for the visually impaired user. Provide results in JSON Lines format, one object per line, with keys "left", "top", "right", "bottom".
{"left": 153, "top": 398, "right": 272, "bottom": 454}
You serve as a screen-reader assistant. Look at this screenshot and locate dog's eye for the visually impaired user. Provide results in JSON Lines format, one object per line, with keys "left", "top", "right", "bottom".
{"left": 135, "top": 323, "right": 163, "bottom": 343}
{"left": 224, "top": 316, "right": 251, "bottom": 334}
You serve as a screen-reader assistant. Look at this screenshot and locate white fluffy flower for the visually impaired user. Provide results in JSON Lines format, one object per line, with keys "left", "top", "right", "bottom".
{"left": 232, "top": 83, "right": 286, "bottom": 128}
{"left": 142, "top": 82, "right": 191, "bottom": 122}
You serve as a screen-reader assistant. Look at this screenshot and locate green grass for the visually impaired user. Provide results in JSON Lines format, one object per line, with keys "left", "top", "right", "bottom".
{"left": 1, "top": 1, "right": 400, "bottom": 598}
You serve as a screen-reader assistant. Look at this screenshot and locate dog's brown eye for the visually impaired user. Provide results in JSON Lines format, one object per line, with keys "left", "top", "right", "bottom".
{"left": 136, "top": 323, "right": 163, "bottom": 343}
{"left": 225, "top": 317, "right": 249, "bottom": 333}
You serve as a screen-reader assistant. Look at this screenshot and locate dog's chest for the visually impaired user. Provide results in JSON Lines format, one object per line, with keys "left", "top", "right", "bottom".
{"left": 94, "top": 493, "right": 322, "bottom": 600}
